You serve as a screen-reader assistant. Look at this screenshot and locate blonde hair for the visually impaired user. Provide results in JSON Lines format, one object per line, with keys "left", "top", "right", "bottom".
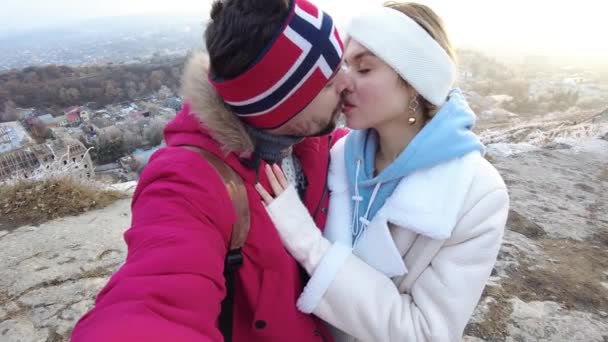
{"left": 383, "top": 2, "right": 456, "bottom": 62}
{"left": 383, "top": 2, "right": 456, "bottom": 117}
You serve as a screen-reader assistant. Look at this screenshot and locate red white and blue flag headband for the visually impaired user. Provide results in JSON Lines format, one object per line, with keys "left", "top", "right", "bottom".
{"left": 210, "top": 0, "right": 344, "bottom": 129}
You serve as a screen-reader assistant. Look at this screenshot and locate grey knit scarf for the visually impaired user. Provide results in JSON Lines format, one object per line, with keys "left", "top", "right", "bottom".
{"left": 242, "top": 125, "right": 303, "bottom": 170}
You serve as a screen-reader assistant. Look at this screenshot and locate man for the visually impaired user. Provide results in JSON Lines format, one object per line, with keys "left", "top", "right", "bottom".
{"left": 70, "top": 0, "right": 347, "bottom": 341}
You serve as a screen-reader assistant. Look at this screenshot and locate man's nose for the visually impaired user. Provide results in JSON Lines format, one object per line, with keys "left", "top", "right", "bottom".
{"left": 334, "top": 66, "right": 352, "bottom": 94}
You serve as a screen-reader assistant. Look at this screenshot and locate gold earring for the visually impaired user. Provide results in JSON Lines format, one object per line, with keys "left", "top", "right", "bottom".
{"left": 408, "top": 117, "right": 417, "bottom": 125}
{"left": 409, "top": 96, "right": 419, "bottom": 113}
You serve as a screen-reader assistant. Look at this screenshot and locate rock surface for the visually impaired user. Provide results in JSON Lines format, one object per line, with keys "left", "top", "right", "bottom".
{"left": 1, "top": 136, "right": 607, "bottom": 341}
{"left": 0, "top": 199, "right": 131, "bottom": 341}
{"left": 464, "top": 138, "right": 608, "bottom": 341}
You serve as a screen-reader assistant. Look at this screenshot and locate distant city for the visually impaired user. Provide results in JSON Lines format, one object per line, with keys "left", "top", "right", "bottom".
{"left": 0, "top": 15, "right": 607, "bottom": 184}
{"left": 0, "top": 16, "right": 206, "bottom": 71}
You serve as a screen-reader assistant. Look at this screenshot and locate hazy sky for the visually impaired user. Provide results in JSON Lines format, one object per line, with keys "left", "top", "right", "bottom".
{"left": 2, "top": 0, "right": 606, "bottom": 61}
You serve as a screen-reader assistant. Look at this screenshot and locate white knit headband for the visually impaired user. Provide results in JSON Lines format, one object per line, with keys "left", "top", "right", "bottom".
{"left": 347, "top": 7, "right": 456, "bottom": 106}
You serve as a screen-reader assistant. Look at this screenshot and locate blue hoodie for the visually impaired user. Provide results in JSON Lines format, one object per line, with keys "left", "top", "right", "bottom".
{"left": 345, "top": 89, "right": 485, "bottom": 244}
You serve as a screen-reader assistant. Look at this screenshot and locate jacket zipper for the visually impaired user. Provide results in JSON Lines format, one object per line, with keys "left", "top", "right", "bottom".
{"left": 312, "top": 135, "right": 333, "bottom": 220}
{"left": 312, "top": 136, "right": 332, "bottom": 342}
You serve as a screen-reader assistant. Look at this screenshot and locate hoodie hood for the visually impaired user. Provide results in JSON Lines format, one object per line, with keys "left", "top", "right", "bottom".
{"left": 344, "top": 88, "right": 485, "bottom": 243}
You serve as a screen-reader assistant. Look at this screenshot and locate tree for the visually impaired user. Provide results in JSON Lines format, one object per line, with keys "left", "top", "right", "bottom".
{"left": 149, "top": 70, "right": 166, "bottom": 90}
{"left": 104, "top": 81, "right": 119, "bottom": 102}
{"left": 157, "top": 85, "right": 173, "bottom": 101}
{"left": 0, "top": 100, "right": 19, "bottom": 122}
{"left": 122, "top": 130, "right": 144, "bottom": 154}
{"left": 91, "top": 126, "right": 127, "bottom": 164}
{"left": 30, "top": 119, "right": 53, "bottom": 140}
{"left": 91, "top": 117, "right": 112, "bottom": 129}
{"left": 502, "top": 79, "right": 529, "bottom": 99}
{"left": 24, "top": 71, "right": 39, "bottom": 84}
{"left": 577, "top": 97, "right": 603, "bottom": 110}
{"left": 144, "top": 118, "right": 168, "bottom": 146}
{"left": 141, "top": 102, "right": 162, "bottom": 116}
{"left": 126, "top": 81, "right": 138, "bottom": 99}
{"left": 66, "top": 88, "right": 81, "bottom": 103}
{"left": 0, "top": 59, "right": 184, "bottom": 115}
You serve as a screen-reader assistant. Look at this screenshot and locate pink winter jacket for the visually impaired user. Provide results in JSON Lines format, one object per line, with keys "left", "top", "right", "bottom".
{"left": 71, "top": 53, "right": 347, "bottom": 342}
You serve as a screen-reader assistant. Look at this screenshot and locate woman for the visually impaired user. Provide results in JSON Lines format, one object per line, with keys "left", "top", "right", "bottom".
{"left": 255, "top": 2, "right": 509, "bottom": 341}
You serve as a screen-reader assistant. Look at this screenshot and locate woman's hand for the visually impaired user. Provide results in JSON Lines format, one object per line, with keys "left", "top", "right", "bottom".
{"left": 254, "top": 163, "right": 330, "bottom": 274}
{"left": 255, "top": 163, "right": 289, "bottom": 205}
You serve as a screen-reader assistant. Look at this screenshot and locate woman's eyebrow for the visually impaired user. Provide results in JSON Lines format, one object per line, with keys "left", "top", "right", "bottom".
{"left": 345, "top": 51, "right": 374, "bottom": 66}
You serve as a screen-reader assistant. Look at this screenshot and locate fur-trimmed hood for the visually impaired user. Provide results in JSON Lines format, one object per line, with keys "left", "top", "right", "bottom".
{"left": 179, "top": 52, "right": 254, "bottom": 153}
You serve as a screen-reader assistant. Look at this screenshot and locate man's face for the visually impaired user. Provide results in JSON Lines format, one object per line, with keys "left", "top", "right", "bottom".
{"left": 269, "top": 66, "right": 349, "bottom": 137}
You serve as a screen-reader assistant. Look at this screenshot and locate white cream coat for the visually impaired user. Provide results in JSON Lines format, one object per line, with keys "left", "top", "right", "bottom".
{"left": 266, "top": 137, "right": 509, "bottom": 342}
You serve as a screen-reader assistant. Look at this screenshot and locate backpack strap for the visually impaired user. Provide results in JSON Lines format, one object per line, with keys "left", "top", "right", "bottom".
{"left": 180, "top": 146, "right": 250, "bottom": 342}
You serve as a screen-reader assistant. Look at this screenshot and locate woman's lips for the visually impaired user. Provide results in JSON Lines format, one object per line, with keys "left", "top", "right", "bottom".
{"left": 343, "top": 101, "right": 355, "bottom": 114}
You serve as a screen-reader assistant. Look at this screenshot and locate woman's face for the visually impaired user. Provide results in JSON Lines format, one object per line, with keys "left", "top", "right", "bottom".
{"left": 342, "top": 40, "right": 414, "bottom": 130}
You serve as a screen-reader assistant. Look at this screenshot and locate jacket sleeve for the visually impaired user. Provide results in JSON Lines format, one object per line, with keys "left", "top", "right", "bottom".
{"left": 304, "top": 188, "right": 509, "bottom": 342}
{"left": 330, "top": 128, "right": 349, "bottom": 148}
{"left": 71, "top": 149, "right": 234, "bottom": 342}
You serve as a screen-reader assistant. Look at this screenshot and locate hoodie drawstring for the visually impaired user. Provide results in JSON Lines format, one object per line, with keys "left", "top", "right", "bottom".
{"left": 351, "top": 160, "right": 363, "bottom": 240}
{"left": 351, "top": 159, "right": 383, "bottom": 246}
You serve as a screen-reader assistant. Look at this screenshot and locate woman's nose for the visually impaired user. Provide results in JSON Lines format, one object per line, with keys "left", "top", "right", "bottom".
{"left": 334, "top": 65, "right": 353, "bottom": 93}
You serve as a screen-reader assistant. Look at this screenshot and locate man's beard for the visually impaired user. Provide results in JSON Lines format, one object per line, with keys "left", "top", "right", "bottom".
{"left": 303, "top": 102, "right": 343, "bottom": 138}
